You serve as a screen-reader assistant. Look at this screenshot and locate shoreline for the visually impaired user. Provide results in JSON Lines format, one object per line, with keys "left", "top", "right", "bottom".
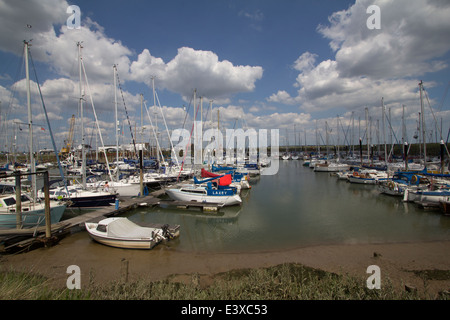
{"left": 1, "top": 234, "right": 449, "bottom": 297}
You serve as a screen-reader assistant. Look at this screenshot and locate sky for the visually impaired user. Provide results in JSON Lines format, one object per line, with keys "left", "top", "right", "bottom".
{"left": 0, "top": 0, "right": 449, "bottom": 153}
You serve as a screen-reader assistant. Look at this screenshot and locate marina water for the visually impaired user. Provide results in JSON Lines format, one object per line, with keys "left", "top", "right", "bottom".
{"left": 119, "top": 160, "right": 450, "bottom": 253}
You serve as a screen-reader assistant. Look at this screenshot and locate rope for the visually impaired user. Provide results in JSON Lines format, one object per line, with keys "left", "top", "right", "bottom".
{"left": 115, "top": 70, "right": 137, "bottom": 156}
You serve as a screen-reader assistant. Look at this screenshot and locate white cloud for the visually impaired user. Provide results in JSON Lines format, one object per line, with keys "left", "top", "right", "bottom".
{"left": 293, "top": 52, "right": 318, "bottom": 73}
{"left": 318, "top": 0, "right": 450, "bottom": 79}
{"left": 130, "top": 47, "right": 263, "bottom": 102}
{"left": 268, "top": 0, "right": 450, "bottom": 116}
{"left": 0, "top": 0, "right": 68, "bottom": 54}
{"left": 267, "top": 90, "right": 296, "bottom": 105}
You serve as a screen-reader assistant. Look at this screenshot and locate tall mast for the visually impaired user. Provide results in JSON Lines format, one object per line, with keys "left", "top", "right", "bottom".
{"left": 77, "top": 42, "right": 86, "bottom": 188}
{"left": 152, "top": 77, "right": 159, "bottom": 164}
{"left": 365, "top": 107, "right": 369, "bottom": 163}
{"left": 381, "top": 97, "right": 387, "bottom": 166}
{"left": 24, "top": 40, "right": 36, "bottom": 198}
{"left": 114, "top": 65, "right": 119, "bottom": 182}
{"left": 336, "top": 115, "right": 340, "bottom": 161}
{"left": 200, "top": 96, "right": 203, "bottom": 166}
{"left": 419, "top": 81, "right": 427, "bottom": 169}
{"left": 209, "top": 100, "right": 213, "bottom": 168}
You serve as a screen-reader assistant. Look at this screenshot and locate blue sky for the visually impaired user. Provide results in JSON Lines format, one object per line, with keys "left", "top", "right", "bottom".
{"left": 0, "top": 0, "right": 449, "bottom": 152}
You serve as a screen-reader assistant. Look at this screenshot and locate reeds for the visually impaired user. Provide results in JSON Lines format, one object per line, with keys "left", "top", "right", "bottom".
{"left": 0, "top": 263, "right": 447, "bottom": 300}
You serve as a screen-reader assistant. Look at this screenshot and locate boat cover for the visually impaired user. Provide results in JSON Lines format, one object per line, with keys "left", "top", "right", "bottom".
{"left": 200, "top": 169, "right": 232, "bottom": 186}
{"left": 107, "top": 218, "right": 156, "bottom": 239}
{"left": 218, "top": 174, "right": 232, "bottom": 186}
{"left": 201, "top": 168, "right": 221, "bottom": 178}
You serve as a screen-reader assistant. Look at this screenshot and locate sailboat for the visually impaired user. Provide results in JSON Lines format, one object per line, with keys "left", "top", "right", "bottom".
{"left": 0, "top": 192, "right": 66, "bottom": 229}
{"left": 165, "top": 172, "right": 242, "bottom": 206}
{"left": 1, "top": 41, "right": 67, "bottom": 229}
{"left": 201, "top": 168, "right": 250, "bottom": 190}
{"left": 97, "top": 65, "right": 141, "bottom": 198}
{"left": 42, "top": 42, "right": 118, "bottom": 207}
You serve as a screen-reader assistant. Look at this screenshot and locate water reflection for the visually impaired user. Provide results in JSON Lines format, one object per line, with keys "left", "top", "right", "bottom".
{"left": 123, "top": 161, "right": 450, "bottom": 253}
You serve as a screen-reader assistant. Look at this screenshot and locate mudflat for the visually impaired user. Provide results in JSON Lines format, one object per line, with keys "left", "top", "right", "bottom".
{"left": 1, "top": 231, "right": 450, "bottom": 297}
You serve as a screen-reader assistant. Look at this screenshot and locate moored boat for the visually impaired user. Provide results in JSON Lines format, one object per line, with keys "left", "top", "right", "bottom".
{"left": 85, "top": 217, "right": 180, "bottom": 249}
{"left": 0, "top": 193, "right": 66, "bottom": 229}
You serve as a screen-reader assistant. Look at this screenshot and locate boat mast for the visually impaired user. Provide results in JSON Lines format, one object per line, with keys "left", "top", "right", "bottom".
{"left": 24, "top": 40, "right": 36, "bottom": 198}
{"left": 77, "top": 42, "right": 86, "bottom": 189}
{"left": 381, "top": 97, "right": 387, "bottom": 167}
{"left": 336, "top": 115, "right": 340, "bottom": 161}
{"left": 153, "top": 77, "right": 159, "bottom": 164}
{"left": 419, "top": 80, "right": 427, "bottom": 169}
{"left": 200, "top": 96, "right": 203, "bottom": 166}
{"left": 365, "top": 107, "right": 369, "bottom": 164}
{"left": 114, "top": 65, "right": 119, "bottom": 182}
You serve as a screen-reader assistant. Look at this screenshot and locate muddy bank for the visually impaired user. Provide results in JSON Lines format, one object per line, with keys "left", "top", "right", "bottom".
{"left": 1, "top": 232, "right": 450, "bottom": 297}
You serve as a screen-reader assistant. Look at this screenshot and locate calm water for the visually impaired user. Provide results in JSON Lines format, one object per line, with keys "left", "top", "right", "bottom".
{"left": 122, "top": 161, "right": 450, "bottom": 253}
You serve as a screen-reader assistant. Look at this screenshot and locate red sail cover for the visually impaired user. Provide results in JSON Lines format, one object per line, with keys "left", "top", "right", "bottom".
{"left": 219, "top": 174, "right": 232, "bottom": 186}
{"left": 201, "top": 168, "right": 232, "bottom": 186}
{"left": 201, "top": 168, "right": 221, "bottom": 178}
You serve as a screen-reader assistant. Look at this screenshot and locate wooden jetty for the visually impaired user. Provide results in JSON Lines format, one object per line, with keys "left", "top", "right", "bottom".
{"left": 0, "top": 184, "right": 227, "bottom": 253}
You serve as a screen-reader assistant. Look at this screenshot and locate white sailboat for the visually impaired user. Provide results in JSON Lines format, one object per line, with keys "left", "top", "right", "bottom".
{"left": 45, "top": 42, "right": 118, "bottom": 206}
{"left": 1, "top": 41, "right": 67, "bottom": 228}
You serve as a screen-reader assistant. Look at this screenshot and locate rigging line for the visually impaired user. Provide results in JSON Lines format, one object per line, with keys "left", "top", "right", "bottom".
{"left": 383, "top": 111, "right": 400, "bottom": 145}
{"left": 143, "top": 100, "right": 165, "bottom": 167}
{"left": 155, "top": 90, "right": 179, "bottom": 167}
{"left": 80, "top": 59, "right": 113, "bottom": 181}
{"left": 28, "top": 50, "right": 68, "bottom": 194}
{"left": 437, "top": 81, "right": 450, "bottom": 113}
{"left": 1, "top": 49, "right": 25, "bottom": 141}
{"left": 424, "top": 87, "right": 450, "bottom": 158}
{"left": 181, "top": 93, "right": 194, "bottom": 130}
{"left": 115, "top": 69, "right": 137, "bottom": 156}
{"left": 177, "top": 100, "right": 200, "bottom": 182}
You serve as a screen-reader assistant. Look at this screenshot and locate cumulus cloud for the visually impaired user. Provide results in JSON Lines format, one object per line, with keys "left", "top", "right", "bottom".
{"left": 130, "top": 47, "right": 263, "bottom": 102}
{"left": 268, "top": 0, "right": 450, "bottom": 116}
{"left": 0, "top": 0, "right": 263, "bottom": 108}
{"left": 317, "top": 0, "right": 450, "bottom": 79}
{"left": 0, "top": 0, "right": 265, "bottom": 148}
{"left": 293, "top": 52, "right": 318, "bottom": 73}
{"left": 0, "top": 0, "right": 68, "bottom": 54}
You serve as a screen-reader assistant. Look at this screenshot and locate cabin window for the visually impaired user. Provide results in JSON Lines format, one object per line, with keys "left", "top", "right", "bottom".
{"left": 181, "top": 189, "right": 206, "bottom": 194}
{"left": 3, "top": 197, "right": 15, "bottom": 206}
{"left": 96, "top": 224, "right": 107, "bottom": 232}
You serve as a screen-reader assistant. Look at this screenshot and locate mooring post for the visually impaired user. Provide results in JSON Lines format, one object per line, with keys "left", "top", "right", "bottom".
{"left": 43, "top": 171, "right": 51, "bottom": 238}
{"left": 15, "top": 173, "right": 22, "bottom": 229}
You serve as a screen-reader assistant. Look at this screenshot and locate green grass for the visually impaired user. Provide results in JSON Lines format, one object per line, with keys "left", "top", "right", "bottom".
{"left": 1, "top": 263, "right": 448, "bottom": 300}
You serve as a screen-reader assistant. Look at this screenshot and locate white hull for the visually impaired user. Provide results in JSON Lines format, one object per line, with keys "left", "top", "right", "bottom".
{"left": 85, "top": 217, "right": 180, "bottom": 250}
{"left": 165, "top": 188, "right": 242, "bottom": 206}
{"left": 85, "top": 232, "right": 158, "bottom": 249}
{"left": 314, "top": 164, "right": 350, "bottom": 172}
{"left": 348, "top": 176, "right": 377, "bottom": 184}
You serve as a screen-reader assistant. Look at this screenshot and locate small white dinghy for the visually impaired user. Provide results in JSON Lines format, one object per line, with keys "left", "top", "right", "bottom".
{"left": 85, "top": 217, "right": 180, "bottom": 249}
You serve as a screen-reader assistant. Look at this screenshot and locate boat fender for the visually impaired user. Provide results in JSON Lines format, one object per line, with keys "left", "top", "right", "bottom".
{"left": 353, "top": 171, "right": 359, "bottom": 177}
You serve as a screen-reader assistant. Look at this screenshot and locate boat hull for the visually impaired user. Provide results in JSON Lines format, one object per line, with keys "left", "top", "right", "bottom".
{"left": 0, "top": 203, "right": 66, "bottom": 229}
{"left": 85, "top": 230, "right": 158, "bottom": 249}
{"left": 67, "top": 194, "right": 117, "bottom": 207}
{"left": 85, "top": 218, "right": 180, "bottom": 249}
{"left": 165, "top": 189, "right": 242, "bottom": 206}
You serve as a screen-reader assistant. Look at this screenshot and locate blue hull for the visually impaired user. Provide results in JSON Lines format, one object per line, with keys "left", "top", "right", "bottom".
{"left": 0, "top": 204, "right": 66, "bottom": 229}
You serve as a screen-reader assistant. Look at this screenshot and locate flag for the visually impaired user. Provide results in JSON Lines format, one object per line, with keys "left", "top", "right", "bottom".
{"left": 41, "top": 127, "right": 45, "bottom": 131}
